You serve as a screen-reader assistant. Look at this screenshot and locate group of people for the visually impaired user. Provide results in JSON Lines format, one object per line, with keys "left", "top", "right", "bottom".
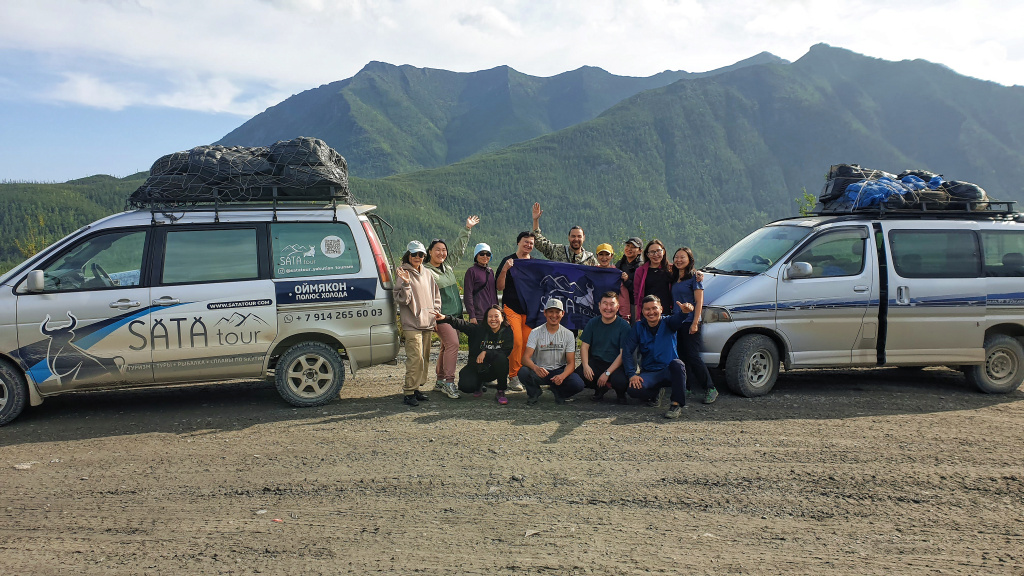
{"left": 392, "top": 203, "right": 716, "bottom": 419}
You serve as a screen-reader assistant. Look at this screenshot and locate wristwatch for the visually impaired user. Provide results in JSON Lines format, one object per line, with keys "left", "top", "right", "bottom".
{"left": 604, "top": 371, "right": 611, "bottom": 377}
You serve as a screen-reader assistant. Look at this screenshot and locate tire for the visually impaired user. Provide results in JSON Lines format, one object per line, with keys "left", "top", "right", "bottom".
{"left": 274, "top": 342, "right": 345, "bottom": 407}
{"left": 965, "top": 334, "right": 1024, "bottom": 394}
{"left": 0, "top": 361, "right": 28, "bottom": 426}
{"left": 724, "top": 334, "right": 779, "bottom": 397}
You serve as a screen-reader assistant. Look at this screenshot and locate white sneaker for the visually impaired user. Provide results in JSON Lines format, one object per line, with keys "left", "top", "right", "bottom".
{"left": 434, "top": 379, "right": 445, "bottom": 391}
{"left": 442, "top": 380, "right": 461, "bottom": 399}
{"left": 507, "top": 376, "right": 524, "bottom": 392}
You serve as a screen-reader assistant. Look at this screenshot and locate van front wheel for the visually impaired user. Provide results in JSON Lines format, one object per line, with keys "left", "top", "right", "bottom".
{"left": 275, "top": 342, "right": 346, "bottom": 407}
{"left": 0, "top": 361, "right": 28, "bottom": 426}
{"left": 965, "top": 334, "right": 1024, "bottom": 394}
{"left": 725, "top": 334, "right": 779, "bottom": 397}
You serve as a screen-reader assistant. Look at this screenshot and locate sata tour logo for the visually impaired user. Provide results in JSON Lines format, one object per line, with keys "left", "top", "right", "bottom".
{"left": 279, "top": 243, "right": 317, "bottom": 267}
{"left": 539, "top": 274, "right": 597, "bottom": 319}
{"left": 128, "top": 312, "right": 268, "bottom": 350}
{"left": 39, "top": 312, "right": 125, "bottom": 386}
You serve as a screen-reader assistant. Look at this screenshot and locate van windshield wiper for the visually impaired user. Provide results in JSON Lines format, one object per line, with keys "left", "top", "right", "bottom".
{"left": 705, "top": 266, "right": 758, "bottom": 276}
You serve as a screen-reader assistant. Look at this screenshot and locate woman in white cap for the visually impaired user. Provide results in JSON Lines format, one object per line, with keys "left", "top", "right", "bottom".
{"left": 463, "top": 242, "right": 497, "bottom": 325}
{"left": 424, "top": 215, "right": 479, "bottom": 399}
{"left": 394, "top": 240, "right": 441, "bottom": 407}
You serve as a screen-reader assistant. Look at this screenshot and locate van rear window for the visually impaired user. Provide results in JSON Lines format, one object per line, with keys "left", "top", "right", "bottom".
{"left": 272, "top": 223, "right": 361, "bottom": 278}
{"left": 889, "top": 230, "right": 980, "bottom": 278}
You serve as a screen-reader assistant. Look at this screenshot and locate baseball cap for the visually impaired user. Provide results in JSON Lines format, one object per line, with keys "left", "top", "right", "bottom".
{"left": 596, "top": 243, "right": 614, "bottom": 255}
{"left": 406, "top": 240, "right": 426, "bottom": 254}
{"left": 625, "top": 237, "right": 642, "bottom": 248}
{"left": 544, "top": 298, "right": 564, "bottom": 311}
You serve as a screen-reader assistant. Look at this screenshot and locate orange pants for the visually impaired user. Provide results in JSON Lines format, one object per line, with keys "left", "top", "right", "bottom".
{"left": 504, "top": 305, "right": 532, "bottom": 379}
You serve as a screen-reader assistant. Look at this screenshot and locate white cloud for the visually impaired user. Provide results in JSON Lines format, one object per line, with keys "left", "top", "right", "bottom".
{"left": 1, "top": 0, "right": 1022, "bottom": 117}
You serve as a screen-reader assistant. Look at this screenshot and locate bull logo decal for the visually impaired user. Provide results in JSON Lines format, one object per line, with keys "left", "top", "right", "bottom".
{"left": 40, "top": 312, "right": 125, "bottom": 386}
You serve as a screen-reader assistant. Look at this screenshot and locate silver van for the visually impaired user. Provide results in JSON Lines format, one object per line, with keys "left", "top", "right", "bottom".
{"left": 0, "top": 203, "right": 399, "bottom": 425}
{"left": 700, "top": 205, "right": 1024, "bottom": 396}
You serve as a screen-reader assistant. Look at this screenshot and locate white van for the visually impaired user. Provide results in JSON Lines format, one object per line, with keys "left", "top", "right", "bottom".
{"left": 0, "top": 202, "right": 399, "bottom": 425}
{"left": 700, "top": 204, "right": 1024, "bottom": 396}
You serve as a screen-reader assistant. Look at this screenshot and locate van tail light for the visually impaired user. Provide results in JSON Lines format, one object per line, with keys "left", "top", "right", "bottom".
{"left": 362, "top": 220, "right": 392, "bottom": 287}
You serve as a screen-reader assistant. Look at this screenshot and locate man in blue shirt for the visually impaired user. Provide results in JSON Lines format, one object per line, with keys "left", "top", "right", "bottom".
{"left": 623, "top": 295, "right": 693, "bottom": 418}
{"left": 576, "top": 291, "right": 631, "bottom": 403}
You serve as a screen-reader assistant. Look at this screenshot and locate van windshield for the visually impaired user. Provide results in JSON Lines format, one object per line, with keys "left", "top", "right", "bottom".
{"left": 706, "top": 225, "right": 812, "bottom": 275}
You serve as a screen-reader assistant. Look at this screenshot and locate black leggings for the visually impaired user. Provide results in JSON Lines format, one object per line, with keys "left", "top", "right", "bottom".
{"left": 458, "top": 355, "right": 510, "bottom": 393}
{"left": 676, "top": 327, "right": 714, "bottom": 393}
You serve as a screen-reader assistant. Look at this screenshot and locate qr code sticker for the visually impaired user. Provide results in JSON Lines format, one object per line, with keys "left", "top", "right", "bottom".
{"left": 321, "top": 236, "right": 344, "bottom": 258}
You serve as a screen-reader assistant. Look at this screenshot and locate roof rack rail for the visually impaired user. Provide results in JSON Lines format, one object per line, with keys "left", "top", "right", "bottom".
{"left": 144, "top": 186, "right": 348, "bottom": 224}
{"left": 815, "top": 199, "right": 1019, "bottom": 219}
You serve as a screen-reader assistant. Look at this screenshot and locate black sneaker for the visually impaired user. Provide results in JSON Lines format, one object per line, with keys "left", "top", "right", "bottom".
{"left": 616, "top": 396, "right": 629, "bottom": 405}
{"left": 413, "top": 391, "right": 430, "bottom": 401}
{"left": 664, "top": 403, "right": 684, "bottom": 419}
{"left": 591, "top": 388, "right": 608, "bottom": 402}
{"left": 403, "top": 394, "right": 419, "bottom": 407}
{"left": 526, "top": 394, "right": 541, "bottom": 405}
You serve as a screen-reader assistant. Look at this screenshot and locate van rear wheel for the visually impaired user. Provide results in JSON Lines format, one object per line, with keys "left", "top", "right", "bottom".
{"left": 275, "top": 342, "right": 346, "bottom": 407}
{"left": 725, "top": 334, "right": 779, "bottom": 397}
{"left": 0, "top": 361, "right": 28, "bottom": 426}
{"left": 965, "top": 334, "right": 1024, "bottom": 394}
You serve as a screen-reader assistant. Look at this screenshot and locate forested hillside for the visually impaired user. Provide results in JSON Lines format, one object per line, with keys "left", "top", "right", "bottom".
{"left": 218, "top": 53, "right": 784, "bottom": 178}
{"left": 5, "top": 45, "right": 1024, "bottom": 276}
{"left": 0, "top": 174, "right": 144, "bottom": 273}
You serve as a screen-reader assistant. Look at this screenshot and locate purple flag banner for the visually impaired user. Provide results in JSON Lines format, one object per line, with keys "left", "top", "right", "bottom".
{"left": 509, "top": 260, "right": 623, "bottom": 330}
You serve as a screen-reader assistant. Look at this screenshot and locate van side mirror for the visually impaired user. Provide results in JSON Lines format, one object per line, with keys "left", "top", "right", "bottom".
{"left": 786, "top": 262, "right": 813, "bottom": 279}
{"left": 26, "top": 270, "right": 45, "bottom": 292}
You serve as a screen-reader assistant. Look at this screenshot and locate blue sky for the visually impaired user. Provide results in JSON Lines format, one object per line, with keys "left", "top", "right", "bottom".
{"left": 1, "top": 0, "right": 1022, "bottom": 181}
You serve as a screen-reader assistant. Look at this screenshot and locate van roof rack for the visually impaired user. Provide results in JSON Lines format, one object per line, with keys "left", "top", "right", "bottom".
{"left": 814, "top": 199, "right": 1020, "bottom": 219}
{"left": 143, "top": 186, "right": 352, "bottom": 224}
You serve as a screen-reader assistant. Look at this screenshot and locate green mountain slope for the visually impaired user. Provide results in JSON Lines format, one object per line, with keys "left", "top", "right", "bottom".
{"left": 218, "top": 53, "right": 785, "bottom": 178}
{"left": 354, "top": 45, "right": 1024, "bottom": 265}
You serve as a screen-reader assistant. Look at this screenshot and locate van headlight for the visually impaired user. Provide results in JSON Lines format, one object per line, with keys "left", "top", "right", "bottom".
{"left": 703, "top": 307, "right": 732, "bottom": 323}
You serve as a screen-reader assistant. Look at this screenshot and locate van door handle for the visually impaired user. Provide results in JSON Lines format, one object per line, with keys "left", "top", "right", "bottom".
{"left": 109, "top": 299, "right": 141, "bottom": 309}
{"left": 152, "top": 297, "right": 180, "bottom": 306}
{"left": 853, "top": 285, "right": 869, "bottom": 293}
{"left": 896, "top": 286, "right": 910, "bottom": 305}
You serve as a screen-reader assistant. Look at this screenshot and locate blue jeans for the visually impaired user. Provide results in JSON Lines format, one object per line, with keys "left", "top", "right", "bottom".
{"left": 626, "top": 359, "right": 687, "bottom": 406}
{"left": 517, "top": 366, "right": 585, "bottom": 401}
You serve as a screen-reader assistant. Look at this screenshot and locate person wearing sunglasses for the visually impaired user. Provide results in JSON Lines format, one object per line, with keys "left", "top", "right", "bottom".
{"left": 530, "top": 202, "right": 597, "bottom": 266}
{"left": 424, "top": 215, "right": 479, "bottom": 399}
{"left": 463, "top": 243, "right": 497, "bottom": 326}
{"left": 394, "top": 241, "right": 441, "bottom": 407}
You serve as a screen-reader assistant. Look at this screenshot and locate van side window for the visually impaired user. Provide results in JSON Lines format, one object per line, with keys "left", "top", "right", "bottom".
{"left": 271, "top": 223, "right": 361, "bottom": 278}
{"left": 981, "top": 231, "right": 1024, "bottom": 277}
{"left": 889, "top": 230, "right": 980, "bottom": 278}
{"left": 790, "top": 229, "right": 866, "bottom": 278}
{"left": 162, "top": 229, "right": 259, "bottom": 284}
{"left": 40, "top": 230, "right": 146, "bottom": 292}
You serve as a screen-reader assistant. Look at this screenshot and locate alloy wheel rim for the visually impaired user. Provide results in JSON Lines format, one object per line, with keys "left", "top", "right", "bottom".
{"left": 286, "top": 354, "right": 334, "bottom": 398}
{"left": 745, "top": 350, "right": 771, "bottom": 386}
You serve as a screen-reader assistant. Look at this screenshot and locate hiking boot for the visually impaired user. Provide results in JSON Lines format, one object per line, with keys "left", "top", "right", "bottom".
{"left": 507, "top": 376, "right": 524, "bottom": 392}
{"left": 434, "top": 379, "right": 445, "bottom": 391}
{"left": 664, "top": 403, "right": 684, "bottom": 419}
{"left": 526, "top": 394, "right": 541, "bottom": 405}
{"left": 703, "top": 388, "right": 719, "bottom": 404}
{"left": 403, "top": 394, "right": 419, "bottom": 407}
{"left": 441, "top": 380, "right": 460, "bottom": 399}
{"left": 554, "top": 394, "right": 575, "bottom": 405}
{"left": 592, "top": 388, "right": 608, "bottom": 402}
{"left": 413, "top": 390, "right": 430, "bottom": 402}
{"left": 647, "top": 387, "right": 669, "bottom": 408}
{"left": 496, "top": 392, "right": 509, "bottom": 405}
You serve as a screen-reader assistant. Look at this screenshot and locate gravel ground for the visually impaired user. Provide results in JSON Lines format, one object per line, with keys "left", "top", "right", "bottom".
{"left": 1, "top": 351, "right": 1022, "bottom": 575}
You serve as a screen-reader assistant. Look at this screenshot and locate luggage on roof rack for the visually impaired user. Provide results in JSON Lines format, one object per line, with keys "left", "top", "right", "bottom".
{"left": 814, "top": 163, "right": 1012, "bottom": 216}
{"left": 127, "top": 137, "right": 351, "bottom": 209}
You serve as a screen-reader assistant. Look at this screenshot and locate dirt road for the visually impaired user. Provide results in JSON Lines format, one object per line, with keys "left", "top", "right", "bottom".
{"left": 1, "top": 358, "right": 1022, "bottom": 575}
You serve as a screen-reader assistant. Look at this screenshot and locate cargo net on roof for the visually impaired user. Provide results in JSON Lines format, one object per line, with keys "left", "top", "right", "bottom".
{"left": 127, "top": 137, "right": 350, "bottom": 209}
{"left": 817, "top": 165, "right": 995, "bottom": 213}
